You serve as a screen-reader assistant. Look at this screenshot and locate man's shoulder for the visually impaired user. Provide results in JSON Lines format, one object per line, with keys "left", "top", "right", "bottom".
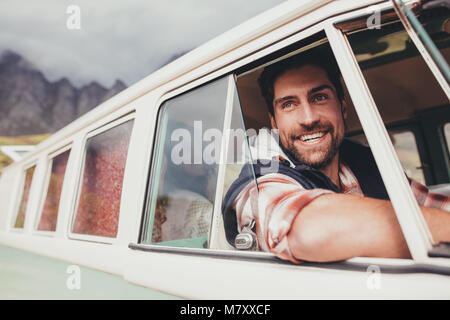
{"left": 341, "top": 138, "right": 372, "bottom": 157}
{"left": 224, "top": 158, "right": 338, "bottom": 206}
{"left": 340, "top": 138, "right": 390, "bottom": 200}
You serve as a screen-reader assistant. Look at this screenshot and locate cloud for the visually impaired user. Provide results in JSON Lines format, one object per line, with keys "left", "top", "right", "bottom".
{"left": 0, "top": 0, "right": 284, "bottom": 87}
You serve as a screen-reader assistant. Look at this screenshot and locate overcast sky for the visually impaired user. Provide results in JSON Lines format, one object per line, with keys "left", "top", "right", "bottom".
{"left": 0, "top": 0, "right": 285, "bottom": 88}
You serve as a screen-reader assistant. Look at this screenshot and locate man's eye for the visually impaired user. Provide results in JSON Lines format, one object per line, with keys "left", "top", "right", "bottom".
{"left": 313, "top": 93, "right": 328, "bottom": 102}
{"left": 282, "top": 102, "right": 294, "bottom": 109}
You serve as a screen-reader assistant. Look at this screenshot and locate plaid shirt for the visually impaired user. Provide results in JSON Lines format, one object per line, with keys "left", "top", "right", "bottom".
{"left": 233, "top": 161, "right": 450, "bottom": 263}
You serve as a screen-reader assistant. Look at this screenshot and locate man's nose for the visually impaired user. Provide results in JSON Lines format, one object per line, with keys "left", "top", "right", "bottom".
{"left": 298, "top": 103, "right": 320, "bottom": 128}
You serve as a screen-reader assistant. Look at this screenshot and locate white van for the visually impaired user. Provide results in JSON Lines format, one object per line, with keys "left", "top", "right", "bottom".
{"left": 0, "top": 0, "right": 449, "bottom": 299}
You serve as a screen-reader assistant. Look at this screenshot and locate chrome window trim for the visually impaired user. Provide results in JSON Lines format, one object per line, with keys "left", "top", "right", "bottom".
{"left": 129, "top": 242, "right": 450, "bottom": 276}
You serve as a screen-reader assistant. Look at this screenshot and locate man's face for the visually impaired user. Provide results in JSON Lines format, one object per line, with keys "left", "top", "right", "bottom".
{"left": 270, "top": 64, "right": 347, "bottom": 169}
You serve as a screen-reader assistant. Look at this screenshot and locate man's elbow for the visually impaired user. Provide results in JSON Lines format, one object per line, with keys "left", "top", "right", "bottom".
{"left": 287, "top": 211, "right": 339, "bottom": 262}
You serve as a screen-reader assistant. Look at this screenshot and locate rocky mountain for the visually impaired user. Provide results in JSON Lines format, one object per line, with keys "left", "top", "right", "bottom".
{"left": 0, "top": 50, "right": 127, "bottom": 136}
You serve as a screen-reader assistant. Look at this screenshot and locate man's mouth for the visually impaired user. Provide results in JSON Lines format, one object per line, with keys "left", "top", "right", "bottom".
{"left": 296, "top": 131, "right": 328, "bottom": 145}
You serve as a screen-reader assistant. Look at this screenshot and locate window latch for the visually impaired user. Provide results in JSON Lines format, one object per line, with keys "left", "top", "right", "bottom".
{"left": 234, "top": 220, "right": 258, "bottom": 250}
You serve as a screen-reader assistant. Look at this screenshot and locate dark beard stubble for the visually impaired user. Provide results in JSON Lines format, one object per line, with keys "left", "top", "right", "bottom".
{"left": 285, "top": 124, "right": 343, "bottom": 170}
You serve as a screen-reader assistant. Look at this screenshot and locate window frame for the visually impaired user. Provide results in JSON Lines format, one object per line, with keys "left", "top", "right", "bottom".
{"left": 132, "top": 0, "right": 450, "bottom": 270}
{"left": 327, "top": 2, "right": 450, "bottom": 265}
{"left": 68, "top": 112, "right": 136, "bottom": 244}
{"left": 32, "top": 144, "right": 72, "bottom": 237}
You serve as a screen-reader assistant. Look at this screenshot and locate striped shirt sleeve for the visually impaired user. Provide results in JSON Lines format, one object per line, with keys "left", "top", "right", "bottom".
{"left": 233, "top": 173, "right": 333, "bottom": 263}
{"left": 409, "top": 178, "right": 450, "bottom": 212}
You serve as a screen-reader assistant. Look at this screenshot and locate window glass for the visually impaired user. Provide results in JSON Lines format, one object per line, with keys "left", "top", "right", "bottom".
{"left": 221, "top": 37, "right": 411, "bottom": 261}
{"left": 37, "top": 149, "right": 71, "bottom": 232}
{"left": 141, "top": 77, "right": 228, "bottom": 248}
{"left": 72, "top": 119, "right": 134, "bottom": 238}
{"left": 14, "top": 165, "right": 36, "bottom": 228}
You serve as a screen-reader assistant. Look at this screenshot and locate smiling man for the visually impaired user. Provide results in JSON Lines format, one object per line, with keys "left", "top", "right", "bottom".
{"left": 223, "top": 52, "right": 450, "bottom": 263}
{"left": 268, "top": 63, "right": 346, "bottom": 187}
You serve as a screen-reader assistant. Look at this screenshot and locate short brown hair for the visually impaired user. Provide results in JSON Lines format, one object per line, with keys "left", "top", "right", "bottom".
{"left": 258, "top": 51, "right": 344, "bottom": 116}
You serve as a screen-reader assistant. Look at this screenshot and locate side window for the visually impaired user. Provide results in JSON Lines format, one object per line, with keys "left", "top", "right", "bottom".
{"left": 141, "top": 77, "right": 229, "bottom": 248}
{"left": 13, "top": 165, "right": 36, "bottom": 229}
{"left": 72, "top": 119, "right": 134, "bottom": 238}
{"left": 36, "top": 148, "right": 71, "bottom": 232}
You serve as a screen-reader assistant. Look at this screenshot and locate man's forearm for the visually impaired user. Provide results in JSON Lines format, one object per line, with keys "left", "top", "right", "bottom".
{"left": 287, "top": 193, "right": 450, "bottom": 262}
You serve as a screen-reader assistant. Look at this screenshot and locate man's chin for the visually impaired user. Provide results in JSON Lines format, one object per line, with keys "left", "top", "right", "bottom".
{"left": 299, "top": 155, "right": 331, "bottom": 169}
{"left": 290, "top": 143, "right": 337, "bottom": 169}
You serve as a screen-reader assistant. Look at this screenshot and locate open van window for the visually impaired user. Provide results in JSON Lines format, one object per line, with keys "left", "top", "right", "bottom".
{"left": 219, "top": 8, "right": 450, "bottom": 263}
{"left": 219, "top": 33, "right": 424, "bottom": 263}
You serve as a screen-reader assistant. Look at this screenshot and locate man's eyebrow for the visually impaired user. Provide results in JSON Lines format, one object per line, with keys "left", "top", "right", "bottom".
{"left": 308, "top": 84, "right": 334, "bottom": 96}
{"left": 273, "top": 85, "right": 335, "bottom": 106}
{"left": 273, "top": 95, "right": 297, "bottom": 106}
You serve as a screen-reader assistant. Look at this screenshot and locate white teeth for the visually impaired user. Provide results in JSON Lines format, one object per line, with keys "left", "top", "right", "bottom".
{"left": 300, "top": 131, "right": 325, "bottom": 142}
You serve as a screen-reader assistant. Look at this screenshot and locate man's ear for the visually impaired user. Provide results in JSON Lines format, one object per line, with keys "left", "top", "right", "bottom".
{"left": 269, "top": 112, "right": 278, "bottom": 129}
{"left": 341, "top": 99, "right": 348, "bottom": 120}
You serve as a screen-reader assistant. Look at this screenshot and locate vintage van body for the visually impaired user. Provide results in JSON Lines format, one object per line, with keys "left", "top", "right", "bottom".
{"left": 1, "top": 0, "right": 449, "bottom": 299}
